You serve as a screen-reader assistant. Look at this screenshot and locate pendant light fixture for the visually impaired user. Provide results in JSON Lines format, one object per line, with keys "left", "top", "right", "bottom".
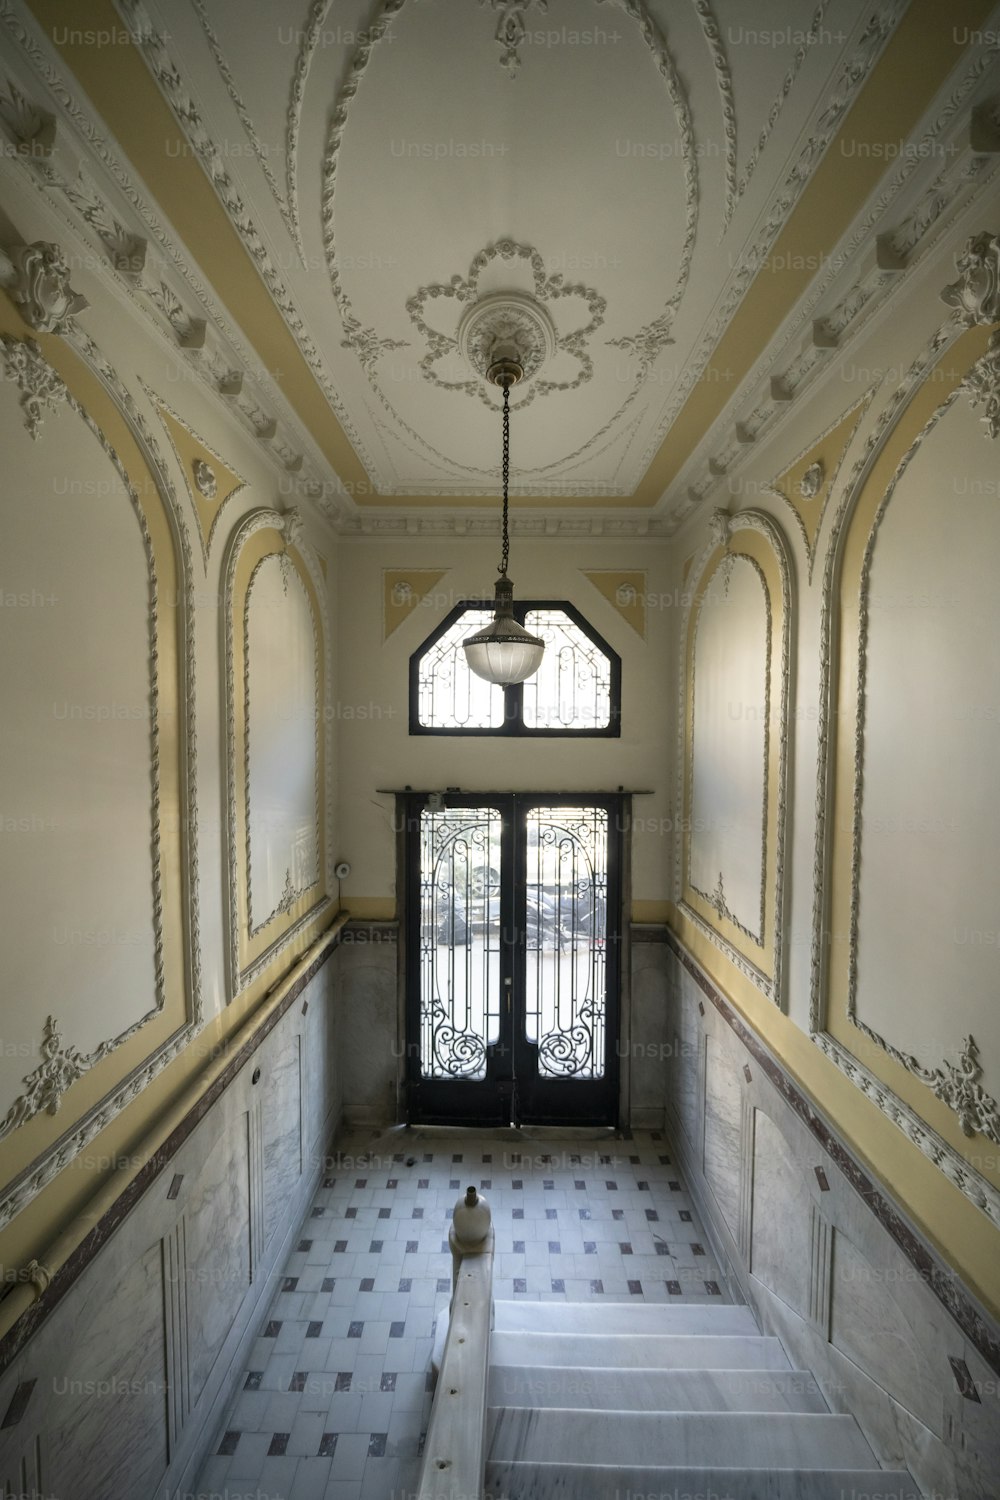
{"left": 463, "top": 339, "right": 545, "bottom": 685}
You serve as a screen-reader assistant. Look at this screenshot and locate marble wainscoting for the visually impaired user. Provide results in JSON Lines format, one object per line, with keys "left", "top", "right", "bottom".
{"left": 626, "top": 925, "right": 671, "bottom": 1130}
{"left": 0, "top": 938, "right": 344, "bottom": 1500}
{"left": 337, "top": 920, "right": 401, "bottom": 1128}
{"left": 662, "top": 929, "right": 1000, "bottom": 1500}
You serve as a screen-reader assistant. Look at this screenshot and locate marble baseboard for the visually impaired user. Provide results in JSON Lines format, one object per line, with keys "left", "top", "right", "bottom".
{"left": 663, "top": 931, "right": 1000, "bottom": 1500}
{"left": 0, "top": 947, "right": 343, "bottom": 1500}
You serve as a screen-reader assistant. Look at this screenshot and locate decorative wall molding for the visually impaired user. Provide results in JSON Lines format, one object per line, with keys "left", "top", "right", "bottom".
{"left": 0, "top": 47, "right": 339, "bottom": 524}
{"left": 222, "top": 508, "right": 333, "bottom": 999}
{"left": 679, "top": 508, "right": 793, "bottom": 1007}
{"left": 0, "top": 332, "right": 67, "bottom": 438}
{"left": 691, "top": 0, "right": 736, "bottom": 223}
{"left": 190, "top": 0, "right": 305, "bottom": 257}
{"left": 0, "top": 1018, "right": 111, "bottom": 1143}
{"left": 319, "top": 0, "right": 698, "bottom": 487}
{"left": 810, "top": 321, "right": 955, "bottom": 1034}
{"left": 667, "top": 928, "right": 1000, "bottom": 1363}
{"left": 0, "top": 922, "right": 345, "bottom": 1373}
{"left": 140, "top": 379, "right": 248, "bottom": 566}
{"left": 942, "top": 229, "right": 1000, "bottom": 437}
{"left": 0, "top": 326, "right": 202, "bottom": 1232}
{"left": 729, "top": 0, "right": 831, "bottom": 225}
{"left": 764, "top": 390, "right": 874, "bottom": 582}
{"left": 814, "top": 1032, "right": 1000, "bottom": 1231}
{"left": 659, "top": 28, "right": 997, "bottom": 536}
{"left": 0, "top": 238, "right": 86, "bottom": 331}
{"left": 806, "top": 300, "right": 1000, "bottom": 1218}
{"left": 114, "top": 0, "right": 380, "bottom": 485}
{"left": 479, "top": 0, "right": 548, "bottom": 76}
{"left": 940, "top": 229, "right": 1000, "bottom": 326}
{"left": 242, "top": 549, "right": 321, "bottom": 941}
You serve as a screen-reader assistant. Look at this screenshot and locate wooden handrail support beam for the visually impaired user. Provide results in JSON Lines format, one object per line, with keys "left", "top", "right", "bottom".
{"left": 417, "top": 1226, "right": 495, "bottom": 1500}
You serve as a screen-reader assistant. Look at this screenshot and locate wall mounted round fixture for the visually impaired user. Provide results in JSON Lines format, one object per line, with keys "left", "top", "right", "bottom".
{"left": 334, "top": 860, "right": 351, "bottom": 880}
{"left": 251, "top": 1067, "right": 261, "bottom": 1086}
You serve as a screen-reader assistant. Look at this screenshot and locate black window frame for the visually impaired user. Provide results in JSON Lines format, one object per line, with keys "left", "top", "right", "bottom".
{"left": 409, "top": 598, "right": 622, "bottom": 738}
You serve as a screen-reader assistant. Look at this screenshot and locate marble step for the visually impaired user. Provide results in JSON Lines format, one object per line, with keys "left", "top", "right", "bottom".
{"left": 494, "top": 1298, "right": 757, "bottom": 1338}
{"left": 485, "top": 1461, "right": 921, "bottom": 1500}
{"left": 490, "top": 1329, "right": 792, "bottom": 1370}
{"left": 487, "top": 1408, "right": 877, "bottom": 1469}
{"left": 488, "top": 1364, "right": 828, "bottom": 1413}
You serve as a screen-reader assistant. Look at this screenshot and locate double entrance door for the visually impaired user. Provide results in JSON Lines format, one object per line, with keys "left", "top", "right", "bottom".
{"left": 404, "top": 793, "right": 622, "bottom": 1126}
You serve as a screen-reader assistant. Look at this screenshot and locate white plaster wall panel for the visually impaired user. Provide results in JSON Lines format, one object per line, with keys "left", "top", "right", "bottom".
{"left": 829, "top": 1228, "right": 945, "bottom": 1436}
{"left": 182, "top": 1120, "right": 251, "bottom": 1411}
{"left": 260, "top": 1029, "right": 304, "bottom": 1249}
{"left": 689, "top": 557, "right": 768, "bottom": 934}
{"left": 46, "top": 1242, "right": 167, "bottom": 1500}
{"left": 0, "top": 377, "right": 158, "bottom": 1106}
{"left": 853, "top": 392, "right": 1000, "bottom": 1089}
{"left": 750, "top": 1108, "right": 812, "bottom": 1320}
{"left": 245, "top": 555, "right": 320, "bottom": 931}
{"left": 702, "top": 1032, "right": 742, "bottom": 1236}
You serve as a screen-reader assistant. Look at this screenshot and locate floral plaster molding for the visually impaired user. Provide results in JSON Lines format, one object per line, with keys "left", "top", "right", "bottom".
{"left": 479, "top": 0, "right": 548, "bottom": 76}
{"left": 942, "top": 231, "right": 1000, "bottom": 438}
{"left": 407, "top": 242, "right": 605, "bottom": 412}
{"left": 0, "top": 1017, "right": 111, "bottom": 1142}
{"left": 0, "top": 333, "right": 68, "bottom": 438}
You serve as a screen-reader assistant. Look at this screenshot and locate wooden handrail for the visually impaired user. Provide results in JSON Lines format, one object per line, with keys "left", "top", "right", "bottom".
{"left": 417, "top": 1191, "right": 495, "bottom": 1500}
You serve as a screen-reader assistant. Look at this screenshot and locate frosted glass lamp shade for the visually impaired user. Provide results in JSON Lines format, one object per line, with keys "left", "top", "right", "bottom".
{"left": 462, "top": 574, "right": 544, "bottom": 685}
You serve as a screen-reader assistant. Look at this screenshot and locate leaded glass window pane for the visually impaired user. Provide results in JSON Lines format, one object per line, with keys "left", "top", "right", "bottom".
{"left": 522, "top": 609, "right": 612, "bottom": 730}
{"left": 416, "top": 608, "right": 505, "bottom": 729}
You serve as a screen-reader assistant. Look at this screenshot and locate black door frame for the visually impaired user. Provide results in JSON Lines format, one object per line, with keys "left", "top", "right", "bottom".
{"left": 403, "top": 791, "right": 623, "bottom": 1127}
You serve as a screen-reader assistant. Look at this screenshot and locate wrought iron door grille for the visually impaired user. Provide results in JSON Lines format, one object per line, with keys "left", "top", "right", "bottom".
{"left": 419, "top": 807, "right": 502, "bottom": 1079}
{"left": 524, "top": 806, "right": 608, "bottom": 1079}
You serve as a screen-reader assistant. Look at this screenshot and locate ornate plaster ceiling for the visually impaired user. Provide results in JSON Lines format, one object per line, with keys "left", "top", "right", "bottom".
{"left": 4, "top": 0, "right": 1000, "bottom": 526}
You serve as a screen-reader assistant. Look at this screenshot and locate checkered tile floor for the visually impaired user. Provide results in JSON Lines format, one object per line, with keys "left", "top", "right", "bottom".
{"left": 193, "top": 1125, "right": 730, "bottom": 1499}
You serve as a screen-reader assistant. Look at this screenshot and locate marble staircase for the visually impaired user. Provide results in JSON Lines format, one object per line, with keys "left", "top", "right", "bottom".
{"left": 485, "top": 1299, "right": 921, "bottom": 1499}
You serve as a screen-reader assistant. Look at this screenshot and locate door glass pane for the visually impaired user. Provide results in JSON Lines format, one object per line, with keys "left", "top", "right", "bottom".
{"left": 419, "top": 807, "right": 502, "bottom": 1079}
{"left": 524, "top": 807, "right": 609, "bottom": 1078}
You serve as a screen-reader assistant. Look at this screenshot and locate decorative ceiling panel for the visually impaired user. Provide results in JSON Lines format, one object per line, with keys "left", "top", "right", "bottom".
{"left": 10, "top": 0, "right": 998, "bottom": 519}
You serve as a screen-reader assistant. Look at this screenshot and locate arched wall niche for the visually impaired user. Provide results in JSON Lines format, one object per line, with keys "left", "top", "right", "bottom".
{"left": 813, "top": 314, "right": 1000, "bottom": 1225}
{"left": 222, "top": 507, "right": 334, "bottom": 999}
{"left": 678, "top": 509, "right": 793, "bottom": 1008}
{"left": 0, "top": 291, "right": 198, "bottom": 1232}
